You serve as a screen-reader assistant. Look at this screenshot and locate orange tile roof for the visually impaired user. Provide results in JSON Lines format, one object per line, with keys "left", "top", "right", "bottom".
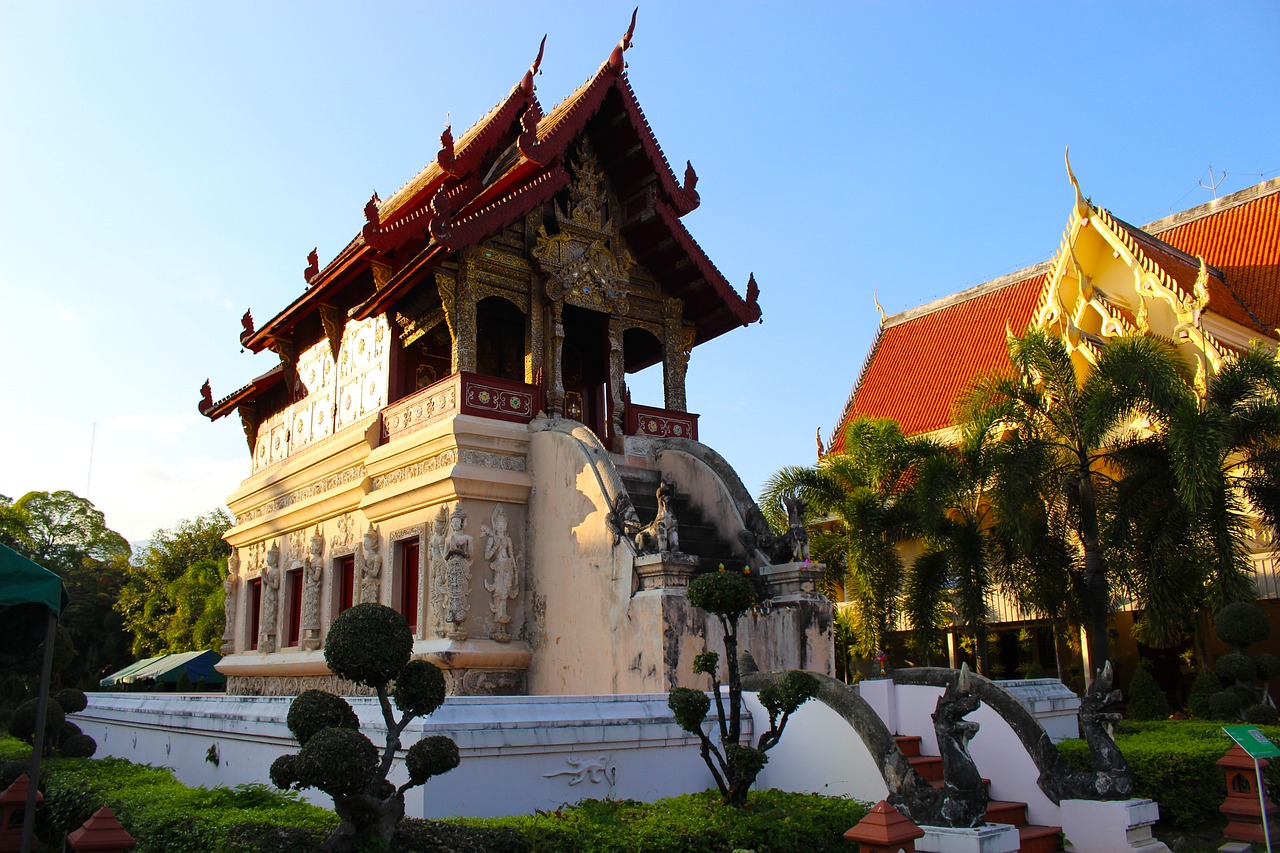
{"left": 1149, "top": 181, "right": 1280, "bottom": 331}
{"left": 830, "top": 271, "right": 1046, "bottom": 448}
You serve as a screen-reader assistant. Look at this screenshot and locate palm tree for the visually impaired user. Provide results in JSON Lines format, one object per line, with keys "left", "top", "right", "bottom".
{"left": 762, "top": 417, "right": 936, "bottom": 661}
{"left": 964, "top": 328, "right": 1194, "bottom": 673}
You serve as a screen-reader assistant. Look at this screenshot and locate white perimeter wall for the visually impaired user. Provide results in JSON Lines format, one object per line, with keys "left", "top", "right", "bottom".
{"left": 78, "top": 693, "right": 722, "bottom": 818}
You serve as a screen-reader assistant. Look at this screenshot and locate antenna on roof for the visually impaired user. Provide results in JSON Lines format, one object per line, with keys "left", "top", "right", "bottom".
{"left": 1198, "top": 165, "right": 1225, "bottom": 199}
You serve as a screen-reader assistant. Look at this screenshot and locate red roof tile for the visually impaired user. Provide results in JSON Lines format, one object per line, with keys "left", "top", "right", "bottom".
{"left": 1150, "top": 185, "right": 1280, "bottom": 331}
{"left": 830, "top": 272, "right": 1045, "bottom": 447}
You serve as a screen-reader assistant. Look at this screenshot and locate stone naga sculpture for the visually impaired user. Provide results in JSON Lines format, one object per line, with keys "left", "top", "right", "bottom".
{"left": 1045, "top": 661, "right": 1135, "bottom": 801}
{"left": 890, "top": 663, "right": 987, "bottom": 828}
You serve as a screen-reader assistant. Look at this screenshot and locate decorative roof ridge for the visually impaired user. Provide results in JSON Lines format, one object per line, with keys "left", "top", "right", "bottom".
{"left": 885, "top": 262, "right": 1052, "bottom": 330}
{"left": 1141, "top": 177, "right": 1280, "bottom": 236}
{"left": 1113, "top": 213, "right": 1228, "bottom": 281}
{"left": 828, "top": 322, "right": 886, "bottom": 454}
{"left": 201, "top": 364, "right": 285, "bottom": 420}
{"left": 651, "top": 201, "right": 760, "bottom": 326}
{"left": 1092, "top": 205, "right": 1204, "bottom": 315}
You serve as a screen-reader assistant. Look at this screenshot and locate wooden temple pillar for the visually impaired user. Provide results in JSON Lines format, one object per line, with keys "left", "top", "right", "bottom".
{"left": 545, "top": 298, "right": 566, "bottom": 417}
{"left": 607, "top": 317, "right": 627, "bottom": 448}
{"left": 437, "top": 268, "right": 478, "bottom": 374}
{"left": 662, "top": 298, "right": 694, "bottom": 413}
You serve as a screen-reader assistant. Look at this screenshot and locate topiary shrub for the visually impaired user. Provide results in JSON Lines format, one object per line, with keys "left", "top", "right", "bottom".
{"left": 1125, "top": 666, "right": 1170, "bottom": 721}
{"left": 1216, "top": 653, "right": 1256, "bottom": 684}
{"left": 1209, "top": 689, "right": 1245, "bottom": 720}
{"left": 1244, "top": 703, "right": 1280, "bottom": 725}
{"left": 1216, "top": 602, "right": 1270, "bottom": 652}
{"left": 269, "top": 603, "right": 456, "bottom": 853}
{"left": 1187, "top": 669, "right": 1221, "bottom": 719}
{"left": 670, "top": 568, "right": 818, "bottom": 807}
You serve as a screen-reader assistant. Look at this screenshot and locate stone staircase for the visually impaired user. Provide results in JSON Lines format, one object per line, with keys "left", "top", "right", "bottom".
{"left": 894, "top": 735, "right": 1063, "bottom": 853}
{"left": 617, "top": 465, "right": 740, "bottom": 573}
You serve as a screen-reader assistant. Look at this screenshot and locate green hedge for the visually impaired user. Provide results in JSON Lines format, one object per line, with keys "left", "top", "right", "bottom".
{"left": 1058, "top": 720, "right": 1280, "bottom": 828}
{"left": 0, "top": 738, "right": 334, "bottom": 852}
{"left": 1, "top": 737, "right": 868, "bottom": 852}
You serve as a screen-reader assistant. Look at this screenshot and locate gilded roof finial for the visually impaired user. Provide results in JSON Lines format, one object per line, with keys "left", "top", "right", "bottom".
{"left": 304, "top": 249, "right": 319, "bottom": 285}
{"left": 1190, "top": 255, "right": 1210, "bottom": 316}
{"left": 873, "top": 289, "right": 886, "bottom": 327}
{"left": 1065, "top": 146, "right": 1090, "bottom": 219}
{"left": 815, "top": 427, "right": 825, "bottom": 460}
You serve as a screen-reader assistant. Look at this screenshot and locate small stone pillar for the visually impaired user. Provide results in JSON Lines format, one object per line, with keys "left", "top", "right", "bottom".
{"left": 759, "top": 560, "right": 825, "bottom": 602}
{"left": 0, "top": 774, "right": 42, "bottom": 852}
{"left": 66, "top": 806, "right": 135, "bottom": 852}
{"left": 844, "top": 800, "right": 924, "bottom": 853}
{"left": 1218, "top": 743, "right": 1280, "bottom": 846}
{"left": 634, "top": 552, "right": 698, "bottom": 591}
{"left": 1060, "top": 798, "right": 1170, "bottom": 852}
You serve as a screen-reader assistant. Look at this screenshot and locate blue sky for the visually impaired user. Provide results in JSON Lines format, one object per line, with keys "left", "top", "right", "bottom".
{"left": 1, "top": 1, "right": 1276, "bottom": 542}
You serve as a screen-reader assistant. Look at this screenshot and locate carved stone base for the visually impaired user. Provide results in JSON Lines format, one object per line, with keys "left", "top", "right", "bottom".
{"left": 300, "top": 629, "right": 320, "bottom": 651}
{"left": 634, "top": 552, "right": 698, "bottom": 591}
{"left": 442, "top": 668, "right": 527, "bottom": 695}
{"left": 1061, "top": 799, "right": 1171, "bottom": 852}
{"left": 226, "top": 675, "right": 374, "bottom": 696}
{"left": 916, "top": 824, "right": 1020, "bottom": 853}
{"left": 760, "top": 560, "right": 825, "bottom": 601}
{"left": 258, "top": 634, "right": 276, "bottom": 654}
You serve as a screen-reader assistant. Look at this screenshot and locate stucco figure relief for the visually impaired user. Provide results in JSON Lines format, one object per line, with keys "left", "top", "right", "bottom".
{"left": 482, "top": 504, "right": 520, "bottom": 643}
{"left": 260, "top": 542, "right": 281, "bottom": 654}
{"left": 444, "top": 506, "right": 473, "bottom": 640}
{"left": 428, "top": 505, "right": 449, "bottom": 637}
{"left": 360, "top": 526, "right": 382, "bottom": 604}
{"left": 222, "top": 550, "right": 239, "bottom": 653}
{"left": 301, "top": 530, "right": 324, "bottom": 650}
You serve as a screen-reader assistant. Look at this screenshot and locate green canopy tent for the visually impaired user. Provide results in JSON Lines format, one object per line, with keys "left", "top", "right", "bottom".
{"left": 0, "top": 542, "right": 70, "bottom": 853}
{"left": 100, "top": 650, "right": 225, "bottom": 689}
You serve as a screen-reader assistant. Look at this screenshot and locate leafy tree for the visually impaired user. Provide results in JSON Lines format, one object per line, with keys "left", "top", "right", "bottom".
{"left": 965, "top": 329, "right": 1194, "bottom": 672}
{"left": 668, "top": 569, "right": 817, "bottom": 806}
{"left": 0, "top": 491, "right": 133, "bottom": 688}
{"left": 116, "top": 509, "right": 232, "bottom": 655}
{"left": 761, "top": 417, "right": 937, "bottom": 658}
{"left": 270, "top": 604, "right": 458, "bottom": 851}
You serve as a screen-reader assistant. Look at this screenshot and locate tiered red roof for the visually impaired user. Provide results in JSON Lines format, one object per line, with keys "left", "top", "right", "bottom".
{"left": 1150, "top": 179, "right": 1280, "bottom": 330}
{"left": 828, "top": 271, "right": 1046, "bottom": 450}
{"left": 204, "top": 16, "right": 759, "bottom": 420}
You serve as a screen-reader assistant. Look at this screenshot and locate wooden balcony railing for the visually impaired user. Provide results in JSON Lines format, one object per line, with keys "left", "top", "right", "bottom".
{"left": 381, "top": 372, "right": 543, "bottom": 443}
{"left": 624, "top": 403, "right": 699, "bottom": 441}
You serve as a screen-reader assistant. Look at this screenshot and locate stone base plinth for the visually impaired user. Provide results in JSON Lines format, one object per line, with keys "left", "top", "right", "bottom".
{"left": 634, "top": 552, "right": 698, "bottom": 590}
{"left": 759, "top": 560, "right": 825, "bottom": 600}
{"left": 916, "top": 824, "right": 1019, "bottom": 853}
{"left": 1061, "top": 798, "right": 1170, "bottom": 852}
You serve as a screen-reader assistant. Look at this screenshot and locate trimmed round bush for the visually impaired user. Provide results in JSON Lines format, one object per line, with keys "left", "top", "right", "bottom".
{"left": 725, "top": 744, "right": 768, "bottom": 779}
{"left": 55, "top": 688, "right": 87, "bottom": 714}
{"left": 9, "top": 697, "right": 66, "bottom": 745}
{"left": 1257, "top": 653, "right": 1280, "bottom": 679}
{"left": 1229, "top": 684, "right": 1259, "bottom": 707}
{"left": 1217, "top": 653, "right": 1257, "bottom": 684}
{"left": 1217, "top": 602, "right": 1271, "bottom": 651}
{"left": 1188, "top": 669, "right": 1222, "bottom": 718}
{"left": 405, "top": 735, "right": 460, "bottom": 785}
{"left": 393, "top": 660, "right": 446, "bottom": 718}
{"left": 693, "top": 651, "right": 719, "bottom": 676}
{"left": 60, "top": 733, "right": 96, "bottom": 758}
{"left": 286, "top": 690, "right": 358, "bottom": 747}
{"left": 60, "top": 721, "right": 82, "bottom": 740}
{"left": 668, "top": 687, "right": 710, "bottom": 733}
{"left": 295, "top": 727, "right": 378, "bottom": 799}
{"left": 270, "top": 754, "right": 300, "bottom": 790}
{"left": 687, "top": 571, "right": 755, "bottom": 619}
{"left": 1209, "top": 689, "right": 1244, "bottom": 720}
{"left": 1126, "top": 667, "right": 1170, "bottom": 721}
{"left": 323, "top": 604, "right": 412, "bottom": 688}
{"left": 1244, "top": 703, "right": 1280, "bottom": 725}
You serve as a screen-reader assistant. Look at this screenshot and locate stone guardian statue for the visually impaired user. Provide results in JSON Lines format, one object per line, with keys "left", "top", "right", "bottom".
{"left": 482, "top": 505, "right": 519, "bottom": 643}
{"left": 360, "top": 525, "right": 382, "bottom": 604}
{"left": 222, "top": 550, "right": 240, "bottom": 654}
{"left": 260, "top": 542, "right": 281, "bottom": 653}
{"left": 301, "top": 529, "right": 324, "bottom": 650}
{"left": 428, "top": 505, "right": 449, "bottom": 637}
{"left": 444, "top": 506, "right": 473, "bottom": 640}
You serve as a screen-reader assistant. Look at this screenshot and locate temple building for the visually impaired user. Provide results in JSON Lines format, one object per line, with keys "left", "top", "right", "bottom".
{"left": 200, "top": 21, "right": 831, "bottom": 697}
{"left": 830, "top": 170, "right": 1280, "bottom": 687}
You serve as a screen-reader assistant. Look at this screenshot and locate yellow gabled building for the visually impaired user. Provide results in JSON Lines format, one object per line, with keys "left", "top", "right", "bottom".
{"left": 831, "top": 171, "right": 1280, "bottom": 696}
